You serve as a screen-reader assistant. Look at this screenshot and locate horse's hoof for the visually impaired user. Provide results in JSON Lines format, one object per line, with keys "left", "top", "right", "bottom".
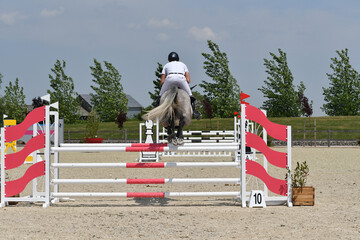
{"left": 171, "top": 138, "right": 178, "bottom": 146}
{"left": 176, "top": 138, "right": 184, "bottom": 145}
{"left": 168, "top": 134, "right": 176, "bottom": 144}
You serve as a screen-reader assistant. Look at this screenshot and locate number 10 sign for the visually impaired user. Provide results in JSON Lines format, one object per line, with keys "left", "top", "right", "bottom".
{"left": 249, "top": 190, "right": 266, "bottom": 208}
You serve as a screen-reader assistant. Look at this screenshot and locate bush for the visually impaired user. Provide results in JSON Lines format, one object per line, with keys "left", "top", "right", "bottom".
{"left": 85, "top": 110, "right": 100, "bottom": 138}
{"left": 115, "top": 110, "right": 127, "bottom": 129}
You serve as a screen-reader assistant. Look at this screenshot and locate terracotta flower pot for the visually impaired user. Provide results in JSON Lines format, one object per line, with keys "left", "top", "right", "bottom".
{"left": 85, "top": 138, "right": 104, "bottom": 143}
{"left": 292, "top": 186, "right": 315, "bottom": 206}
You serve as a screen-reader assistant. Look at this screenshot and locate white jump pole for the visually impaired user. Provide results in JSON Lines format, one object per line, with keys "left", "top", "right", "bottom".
{"left": 0, "top": 128, "right": 5, "bottom": 207}
{"left": 43, "top": 105, "right": 51, "bottom": 208}
{"left": 262, "top": 109, "right": 269, "bottom": 198}
{"left": 52, "top": 192, "right": 241, "bottom": 198}
{"left": 287, "top": 125, "right": 293, "bottom": 207}
{"left": 240, "top": 104, "right": 247, "bottom": 207}
{"left": 52, "top": 110, "right": 60, "bottom": 203}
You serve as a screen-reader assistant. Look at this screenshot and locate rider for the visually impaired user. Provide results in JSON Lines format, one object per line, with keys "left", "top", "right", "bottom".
{"left": 156, "top": 52, "right": 202, "bottom": 120}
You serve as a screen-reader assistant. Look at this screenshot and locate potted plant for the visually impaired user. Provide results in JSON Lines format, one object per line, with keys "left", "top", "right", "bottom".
{"left": 85, "top": 110, "right": 103, "bottom": 143}
{"left": 287, "top": 161, "right": 315, "bottom": 206}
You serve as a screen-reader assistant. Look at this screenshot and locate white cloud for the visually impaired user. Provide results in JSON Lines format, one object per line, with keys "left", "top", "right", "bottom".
{"left": 0, "top": 12, "right": 24, "bottom": 25}
{"left": 156, "top": 33, "right": 170, "bottom": 41}
{"left": 188, "top": 26, "right": 216, "bottom": 41}
{"left": 41, "top": 7, "right": 65, "bottom": 18}
{"left": 147, "top": 18, "right": 175, "bottom": 28}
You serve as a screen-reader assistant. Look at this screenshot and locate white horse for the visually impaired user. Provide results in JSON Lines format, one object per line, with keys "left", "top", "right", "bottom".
{"left": 143, "top": 86, "right": 192, "bottom": 145}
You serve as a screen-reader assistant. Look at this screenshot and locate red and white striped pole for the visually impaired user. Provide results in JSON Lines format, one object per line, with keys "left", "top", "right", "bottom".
{"left": 52, "top": 162, "right": 239, "bottom": 168}
{"left": 52, "top": 178, "right": 240, "bottom": 184}
{"left": 52, "top": 143, "right": 239, "bottom": 153}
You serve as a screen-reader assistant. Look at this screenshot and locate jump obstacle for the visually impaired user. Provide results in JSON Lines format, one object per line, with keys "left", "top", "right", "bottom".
{"left": 0, "top": 117, "right": 64, "bottom": 164}
{"left": 0, "top": 100, "right": 292, "bottom": 208}
{"left": 138, "top": 117, "right": 257, "bottom": 161}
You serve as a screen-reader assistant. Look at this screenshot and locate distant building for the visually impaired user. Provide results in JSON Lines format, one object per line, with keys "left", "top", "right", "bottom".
{"left": 126, "top": 94, "right": 143, "bottom": 118}
{"left": 78, "top": 94, "right": 143, "bottom": 119}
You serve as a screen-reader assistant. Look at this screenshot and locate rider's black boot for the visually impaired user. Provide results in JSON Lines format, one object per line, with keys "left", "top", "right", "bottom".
{"left": 190, "top": 96, "right": 202, "bottom": 120}
{"left": 155, "top": 96, "right": 161, "bottom": 107}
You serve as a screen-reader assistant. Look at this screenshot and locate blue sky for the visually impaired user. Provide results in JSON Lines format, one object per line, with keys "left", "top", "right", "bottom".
{"left": 1, "top": 0, "right": 360, "bottom": 116}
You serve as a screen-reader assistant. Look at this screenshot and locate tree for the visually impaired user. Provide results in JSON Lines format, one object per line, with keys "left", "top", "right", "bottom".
{"left": 47, "top": 60, "right": 80, "bottom": 124}
{"left": 115, "top": 110, "right": 127, "bottom": 129}
{"left": 202, "top": 98, "right": 213, "bottom": 119}
{"left": 149, "top": 62, "right": 163, "bottom": 107}
{"left": 90, "top": 59, "right": 128, "bottom": 122}
{"left": 322, "top": 49, "right": 360, "bottom": 116}
{"left": 2, "top": 78, "right": 27, "bottom": 122}
{"left": 258, "top": 49, "right": 308, "bottom": 117}
{"left": 298, "top": 93, "right": 313, "bottom": 118}
{"left": 200, "top": 40, "right": 241, "bottom": 118}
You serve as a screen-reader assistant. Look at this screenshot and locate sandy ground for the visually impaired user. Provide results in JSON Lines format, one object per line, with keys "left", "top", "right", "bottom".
{"left": 0, "top": 147, "right": 359, "bottom": 239}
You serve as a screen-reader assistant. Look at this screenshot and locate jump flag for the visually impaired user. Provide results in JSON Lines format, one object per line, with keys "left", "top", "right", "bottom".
{"left": 40, "top": 94, "right": 50, "bottom": 103}
{"left": 234, "top": 93, "right": 250, "bottom": 118}
{"left": 241, "top": 92, "right": 250, "bottom": 105}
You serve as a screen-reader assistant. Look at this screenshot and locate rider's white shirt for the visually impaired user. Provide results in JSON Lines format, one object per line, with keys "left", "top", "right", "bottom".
{"left": 162, "top": 61, "right": 189, "bottom": 76}
{"left": 160, "top": 61, "right": 192, "bottom": 96}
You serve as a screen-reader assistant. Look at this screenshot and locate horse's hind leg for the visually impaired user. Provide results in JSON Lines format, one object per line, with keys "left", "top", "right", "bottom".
{"left": 176, "top": 116, "right": 186, "bottom": 145}
{"left": 168, "top": 119, "right": 177, "bottom": 145}
{"left": 166, "top": 127, "right": 173, "bottom": 143}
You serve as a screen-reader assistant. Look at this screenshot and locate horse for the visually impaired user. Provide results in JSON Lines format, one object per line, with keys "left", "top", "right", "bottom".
{"left": 143, "top": 86, "right": 192, "bottom": 145}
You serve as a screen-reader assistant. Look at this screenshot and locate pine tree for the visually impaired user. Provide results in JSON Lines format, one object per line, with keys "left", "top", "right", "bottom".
{"left": 322, "top": 49, "right": 360, "bottom": 116}
{"left": 47, "top": 60, "right": 80, "bottom": 124}
{"left": 200, "top": 40, "right": 240, "bottom": 118}
{"left": 148, "top": 62, "right": 163, "bottom": 107}
{"left": 90, "top": 59, "right": 128, "bottom": 122}
{"left": 258, "top": 49, "right": 309, "bottom": 117}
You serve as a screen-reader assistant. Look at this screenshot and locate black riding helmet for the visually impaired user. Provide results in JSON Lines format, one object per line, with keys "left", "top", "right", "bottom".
{"left": 168, "top": 52, "right": 179, "bottom": 62}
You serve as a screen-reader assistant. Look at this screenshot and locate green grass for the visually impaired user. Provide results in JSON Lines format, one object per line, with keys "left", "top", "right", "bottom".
{"left": 271, "top": 116, "right": 360, "bottom": 140}
{"left": 64, "top": 116, "right": 360, "bottom": 141}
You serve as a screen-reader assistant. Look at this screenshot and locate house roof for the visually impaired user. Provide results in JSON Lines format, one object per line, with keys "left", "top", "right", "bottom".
{"left": 80, "top": 94, "right": 92, "bottom": 106}
{"left": 78, "top": 94, "right": 142, "bottom": 108}
{"left": 126, "top": 94, "right": 142, "bottom": 108}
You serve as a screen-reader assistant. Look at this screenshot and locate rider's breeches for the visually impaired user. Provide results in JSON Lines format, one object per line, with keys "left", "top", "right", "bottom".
{"left": 160, "top": 75, "right": 192, "bottom": 96}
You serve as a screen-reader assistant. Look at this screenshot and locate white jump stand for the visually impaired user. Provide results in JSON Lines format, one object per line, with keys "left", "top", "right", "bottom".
{"left": 138, "top": 120, "right": 159, "bottom": 162}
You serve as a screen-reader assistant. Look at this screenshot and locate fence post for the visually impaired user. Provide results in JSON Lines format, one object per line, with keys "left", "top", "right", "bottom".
{"left": 67, "top": 130, "right": 70, "bottom": 141}
{"left": 303, "top": 120, "right": 306, "bottom": 147}
{"left": 124, "top": 129, "right": 127, "bottom": 142}
{"left": 327, "top": 128, "right": 330, "bottom": 147}
{"left": 314, "top": 119, "right": 316, "bottom": 147}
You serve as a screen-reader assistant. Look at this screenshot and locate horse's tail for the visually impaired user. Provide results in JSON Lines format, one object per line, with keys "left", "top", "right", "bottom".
{"left": 143, "top": 86, "right": 178, "bottom": 124}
